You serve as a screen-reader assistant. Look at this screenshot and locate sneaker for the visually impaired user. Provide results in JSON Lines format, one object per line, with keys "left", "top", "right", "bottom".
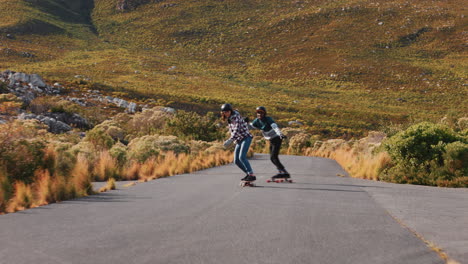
{"left": 241, "top": 174, "right": 249, "bottom": 181}
{"left": 243, "top": 174, "right": 256, "bottom": 182}
{"left": 272, "top": 172, "right": 290, "bottom": 179}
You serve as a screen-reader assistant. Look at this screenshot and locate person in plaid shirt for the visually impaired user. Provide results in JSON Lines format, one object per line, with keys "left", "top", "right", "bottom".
{"left": 221, "top": 103, "right": 256, "bottom": 183}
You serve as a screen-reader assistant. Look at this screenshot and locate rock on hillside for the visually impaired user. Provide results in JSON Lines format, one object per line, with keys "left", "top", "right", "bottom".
{"left": 0, "top": 69, "right": 146, "bottom": 133}
{"left": 116, "top": 0, "right": 163, "bottom": 11}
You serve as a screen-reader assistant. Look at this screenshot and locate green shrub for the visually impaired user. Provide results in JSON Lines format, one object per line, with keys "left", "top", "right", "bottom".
{"left": 0, "top": 82, "right": 8, "bottom": 94}
{"left": 0, "top": 166, "right": 13, "bottom": 212}
{"left": 84, "top": 126, "right": 115, "bottom": 150}
{"left": 442, "top": 141, "right": 468, "bottom": 177}
{"left": 127, "top": 135, "right": 189, "bottom": 162}
{"left": 166, "top": 111, "right": 223, "bottom": 141}
{"left": 383, "top": 122, "right": 459, "bottom": 169}
{"left": 109, "top": 142, "right": 128, "bottom": 165}
{"left": 55, "top": 151, "right": 77, "bottom": 177}
{"left": 69, "top": 141, "right": 97, "bottom": 161}
{"left": 288, "top": 133, "right": 311, "bottom": 155}
{"left": 128, "top": 107, "right": 173, "bottom": 137}
{"left": 381, "top": 122, "right": 467, "bottom": 186}
{"left": 457, "top": 118, "right": 468, "bottom": 131}
{"left": 1, "top": 139, "right": 47, "bottom": 184}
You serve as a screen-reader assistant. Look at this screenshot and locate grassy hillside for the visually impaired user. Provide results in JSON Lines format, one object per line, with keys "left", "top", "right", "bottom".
{"left": 1, "top": 0, "right": 466, "bottom": 138}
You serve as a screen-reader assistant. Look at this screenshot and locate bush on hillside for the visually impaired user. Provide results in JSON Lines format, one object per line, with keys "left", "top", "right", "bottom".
{"left": 457, "top": 117, "right": 468, "bottom": 131}
{"left": 0, "top": 121, "right": 49, "bottom": 184}
{"left": 166, "top": 110, "right": 223, "bottom": 141}
{"left": 288, "top": 133, "right": 312, "bottom": 155}
{"left": 109, "top": 142, "right": 128, "bottom": 165}
{"left": 84, "top": 126, "right": 115, "bottom": 150}
{"left": 128, "top": 107, "right": 173, "bottom": 137}
{"left": 381, "top": 122, "right": 467, "bottom": 186}
{"left": 383, "top": 122, "right": 460, "bottom": 168}
{"left": 0, "top": 167, "right": 13, "bottom": 212}
{"left": 440, "top": 141, "right": 468, "bottom": 178}
{"left": 0, "top": 94, "right": 23, "bottom": 115}
{"left": 0, "top": 82, "right": 9, "bottom": 94}
{"left": 127, "top": 135, "right": 189, "bottom": 162}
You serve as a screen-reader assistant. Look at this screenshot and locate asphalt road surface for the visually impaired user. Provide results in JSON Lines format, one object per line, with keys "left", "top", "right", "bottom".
{"left": 1, "top": 154, "right": 467, "bottom": 264}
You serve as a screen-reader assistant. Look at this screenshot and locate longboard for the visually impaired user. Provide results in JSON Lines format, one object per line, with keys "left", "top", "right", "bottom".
{"left": 266, "top": 178, "right": 293, "bottom": 183}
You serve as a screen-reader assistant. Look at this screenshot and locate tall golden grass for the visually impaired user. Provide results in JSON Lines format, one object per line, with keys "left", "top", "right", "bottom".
{"left": 93, "top": 151, "right": 119, "bottom": 181}
{"left": 1, "top": 144, "right": 233, "bottom": 214}
{"left": 122, "top": 150, "right": 233, "bottom": 182}
{"left": 99, "top": 178, "right": 116, "bottom": 193}
{"left": 2, "top": 149, "right": 94, "bottom": 213}
{"left": 304, "top": 133, "right": 390, "bottom": 181}
{"left": 307, "top": 147, "right": 391, "bottom": 181}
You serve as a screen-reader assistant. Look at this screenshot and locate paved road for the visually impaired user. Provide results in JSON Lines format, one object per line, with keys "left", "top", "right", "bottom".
{"left": 0, "top": 154, "right": 466, "bottom": 264}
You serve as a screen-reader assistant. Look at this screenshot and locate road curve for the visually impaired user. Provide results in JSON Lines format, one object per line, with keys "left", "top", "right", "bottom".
{"left": 0, "top": 154, "right": 466, "bottom": 264}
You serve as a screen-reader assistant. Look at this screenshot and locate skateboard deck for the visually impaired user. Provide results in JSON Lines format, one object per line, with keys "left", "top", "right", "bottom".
{"left": 266, "top": 178, "right": 293, "bottom": 183}
{"left": 239, "top": 181, "right": 255, "bottom": 187}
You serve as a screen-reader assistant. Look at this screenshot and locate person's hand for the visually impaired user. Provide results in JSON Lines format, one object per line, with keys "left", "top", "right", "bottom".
{"left": 280, "top": 134, "right": 287, "bottom": 140}
{"left": 223, "top": 139, "right": 234, "bottom": 148}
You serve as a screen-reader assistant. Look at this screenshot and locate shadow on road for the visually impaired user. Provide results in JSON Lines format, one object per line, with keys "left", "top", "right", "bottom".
{"left": 65, "top": 192, "right": 151, "bottom": 204}
{"left": 253, "top": 185, "right": 365, "bottom": 192}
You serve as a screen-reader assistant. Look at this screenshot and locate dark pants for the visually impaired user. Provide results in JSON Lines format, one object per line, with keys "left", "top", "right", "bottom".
{"left": 269, "top": 136, "right": 285, "bottom": 171}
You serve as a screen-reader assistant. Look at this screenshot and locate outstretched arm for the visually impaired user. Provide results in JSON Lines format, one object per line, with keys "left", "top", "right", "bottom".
{"left": 271, "top": 123, "right": 286, "bottom": 138}
{"left": 249, "top": 118, "right": 259, "bottom": 130}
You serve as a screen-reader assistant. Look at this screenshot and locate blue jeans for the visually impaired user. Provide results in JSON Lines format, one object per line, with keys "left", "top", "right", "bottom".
{"left": 234, "top": 136, "right": 253, "bottom": 174}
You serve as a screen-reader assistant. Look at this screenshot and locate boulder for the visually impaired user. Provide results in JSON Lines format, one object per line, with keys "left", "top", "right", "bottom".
{"left": 46, "top": 112, "right": 90, "bottom": 129}
{"left": 10, "top": 72, "right": 30, "bottom": 84}
{"left": 29, "top": 74, "right": 46, "bottom": 88}
{"left": 127, "top": 102, "right": 137, "bottom": 113}
{"left": 8, "top": 72, "right": 47, "bottom": 88}
{"left": 40, "top": 117, "right": 72, "bottom": 134}
{"left": 288, "top": 120, "right": 304, "bottom": 126}
{"left": 18, "top": 113, "right": 72, "bottom": 133}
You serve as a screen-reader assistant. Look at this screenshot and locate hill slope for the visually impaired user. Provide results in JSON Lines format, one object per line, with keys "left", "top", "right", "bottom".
{"left": 1, "top": 0, "right": 466, "bottom": 137}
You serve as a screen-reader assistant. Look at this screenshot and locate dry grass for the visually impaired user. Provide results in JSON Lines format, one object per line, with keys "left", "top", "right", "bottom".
{"left": 122, "top": 149, "right": 232, "bottom": 182}
{"left": 313, "top": 148, "right": 390, "bottom": 181}
{"left": 93, "top": 151, "right": 119, "bottom": 181}
{"left": 0, "top": 148, "right": 95, "bottom": 214}
{"left": 34, "top": 169, "right": 52, "bottom": 206}
{"left": 123, "top": 182, "right": 137, "bottom": 187}
{"left": 306, "top": 133, "right": 390, "bottom": 181}
{"left": 0, "top": 147, "right": 232, "bottom": 213}
{"left": 72, "top": 154, "right": 93, "bottom": 196}
{"left": 6, "top": 182, "right": 33, "bottom": 213}
{"left": 99, "top": 178, "right": 116, "bottom": 193}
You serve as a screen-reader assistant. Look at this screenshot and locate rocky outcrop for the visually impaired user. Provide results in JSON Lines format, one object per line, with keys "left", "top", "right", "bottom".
{"left": 18, "top": 111, "right": 91, "bottom": 134}
{"left": 1, "top": 70, "right": 141, "bottom": 113}
{"left": 19, "top": 113, "right": 72, "bottom": 134}
{"left": 116, "top": 0, "right": 163, "bottom": 11}
{"left": 0, "top": 70, "right": 61, "bottom": 104}
{"left": 1, "top": 69, "right": 146, "bottom": 133}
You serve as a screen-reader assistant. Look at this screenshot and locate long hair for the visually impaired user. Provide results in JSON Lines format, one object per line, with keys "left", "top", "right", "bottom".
{"left": 221, "top": 110, "right": 228, "bottom": 121}
{"left": 221, "top": 109, "right": 237, "bottom": 122}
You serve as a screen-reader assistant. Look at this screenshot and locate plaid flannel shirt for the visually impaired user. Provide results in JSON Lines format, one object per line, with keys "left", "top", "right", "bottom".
{"left": 228, "top": 111, "right": 252, "bottom": 143}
